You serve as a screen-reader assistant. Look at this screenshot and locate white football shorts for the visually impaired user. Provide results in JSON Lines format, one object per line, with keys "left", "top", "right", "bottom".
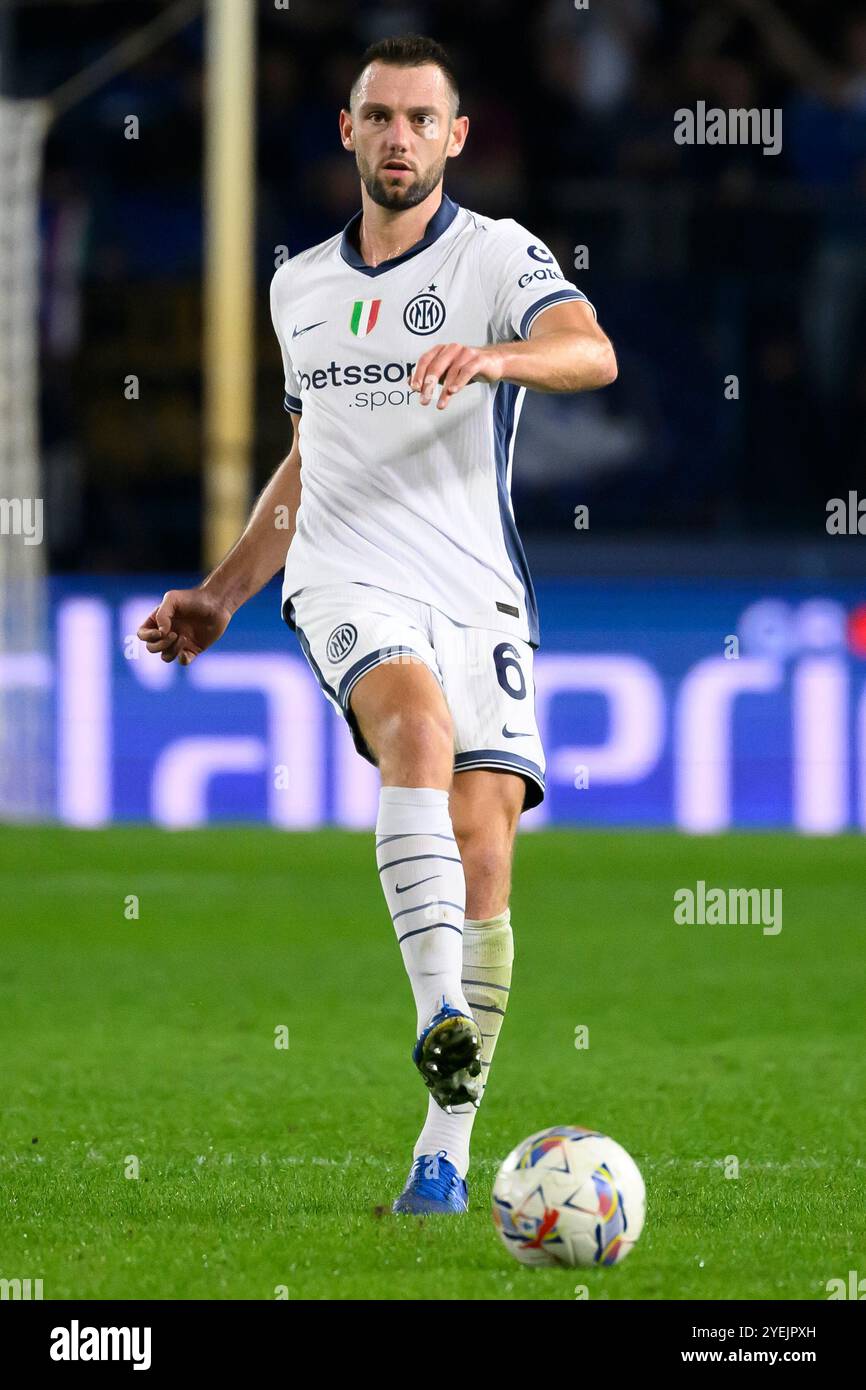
{"left": 284, "top": 581, "right": 545, "bottom": 811}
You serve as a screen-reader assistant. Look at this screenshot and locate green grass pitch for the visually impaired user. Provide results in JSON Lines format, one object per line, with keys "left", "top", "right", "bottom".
{"left": 1, "top": 825, "right": 864, "bottom": 1301}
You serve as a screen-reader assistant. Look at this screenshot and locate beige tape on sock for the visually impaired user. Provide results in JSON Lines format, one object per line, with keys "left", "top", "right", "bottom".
{"left": 462, "top": 908, "right": 513, "bottom": 967}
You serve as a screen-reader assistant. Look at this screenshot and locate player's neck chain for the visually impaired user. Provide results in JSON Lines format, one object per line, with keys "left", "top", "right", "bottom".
{"left": 359, "top": 218, "right": 413, "bottom": 267}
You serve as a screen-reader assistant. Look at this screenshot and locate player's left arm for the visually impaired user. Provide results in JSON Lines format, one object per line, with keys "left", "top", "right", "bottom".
{"left": 410, "top": 299, "right": 617, "bottom": 410}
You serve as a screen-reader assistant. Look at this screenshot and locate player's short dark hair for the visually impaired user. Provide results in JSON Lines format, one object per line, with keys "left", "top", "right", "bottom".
{"left": 348, "top": 34, "right": 460, "bottom": 119}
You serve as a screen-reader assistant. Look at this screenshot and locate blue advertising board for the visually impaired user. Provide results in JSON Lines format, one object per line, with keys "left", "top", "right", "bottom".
{"left": 23, "top": 575, "right": 866, "bottom": 831}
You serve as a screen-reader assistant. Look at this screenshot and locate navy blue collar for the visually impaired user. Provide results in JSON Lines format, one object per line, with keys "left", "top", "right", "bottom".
{"left": 339, "top": 192, "right": 460, "bottom": 276}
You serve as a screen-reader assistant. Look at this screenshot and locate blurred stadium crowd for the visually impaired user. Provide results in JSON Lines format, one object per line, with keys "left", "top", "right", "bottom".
{"left": 6, "top": 0, "right": 866, "bottom": 570}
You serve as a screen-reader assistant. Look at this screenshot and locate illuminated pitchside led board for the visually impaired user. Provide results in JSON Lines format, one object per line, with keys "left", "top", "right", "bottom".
{"left": 8, "top": 577, "right": 866, "bottom": 832}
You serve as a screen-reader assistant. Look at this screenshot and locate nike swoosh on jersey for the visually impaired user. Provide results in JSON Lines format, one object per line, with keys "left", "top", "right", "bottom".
{"left": 501, "top": 725, "right": 531, "bottom": 739}
{"left": 395, "top": 875, "right": 441, "bottom": 894}
{"left": 292, "top": 320, "right": 327, "bottom": 338}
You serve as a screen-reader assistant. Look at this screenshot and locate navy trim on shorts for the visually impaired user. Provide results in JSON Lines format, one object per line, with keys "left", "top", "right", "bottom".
{"left": 338, "top": 645, "right": 424, "bottom": 710}
{"left": 453, "top": 748, "right": 545, "bottom": 812}
{"left": 282, "top": 594, "right": 297, "bottom": 632}
{"left": 290, "top": 610, "right": 340, "bottom": 704}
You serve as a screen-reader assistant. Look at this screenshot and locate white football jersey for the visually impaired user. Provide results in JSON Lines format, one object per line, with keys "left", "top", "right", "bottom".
{"left": 270, "top": 194, "right": 595, "bottom": 647}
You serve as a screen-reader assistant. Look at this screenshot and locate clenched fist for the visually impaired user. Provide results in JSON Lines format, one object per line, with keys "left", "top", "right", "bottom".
{"left": 136, "top": 587, "right": 233, "bottom": 665}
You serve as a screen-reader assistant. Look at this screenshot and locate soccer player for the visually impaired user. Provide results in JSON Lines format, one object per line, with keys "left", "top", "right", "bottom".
{"left": 137, "top": 34, "right": 617, "bottom": 1214}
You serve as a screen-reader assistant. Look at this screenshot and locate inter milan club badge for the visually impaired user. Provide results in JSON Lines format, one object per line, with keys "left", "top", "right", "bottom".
{"left": 350, "top": 299, "right": 381, "bottom": 336}
{"left": 326, "top": 623, "right": 358, "bottom": 663}
{"left": 403, "top": 287, "right": 446, "bottom": 335}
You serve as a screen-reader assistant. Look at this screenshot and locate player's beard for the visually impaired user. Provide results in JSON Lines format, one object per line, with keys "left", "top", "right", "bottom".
{"left": 356, "top": 146, "right": 450, "bottom": 211}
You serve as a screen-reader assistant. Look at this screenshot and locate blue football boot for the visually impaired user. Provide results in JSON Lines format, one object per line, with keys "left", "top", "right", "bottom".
{"left": 392, "top": 1151, "right": 469, "bottom": 1214}
{"left": 412, "top": 998, "right": 483, "bottom": 1110}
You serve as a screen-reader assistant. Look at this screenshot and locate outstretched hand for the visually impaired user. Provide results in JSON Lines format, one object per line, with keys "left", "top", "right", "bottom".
{"left": 136, "top": 588, "right": 233, "bottom": 665}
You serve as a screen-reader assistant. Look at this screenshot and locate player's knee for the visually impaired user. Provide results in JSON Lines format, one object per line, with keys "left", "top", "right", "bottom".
{"left": 377, "top": 704, "right": 453, "bottom": 779}
{"left": 452, "top": 790, "right": 521, "bottom": 851}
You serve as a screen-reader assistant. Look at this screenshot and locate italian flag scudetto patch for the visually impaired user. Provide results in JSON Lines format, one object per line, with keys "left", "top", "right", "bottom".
{"left": 350, "top": 299, "right": 381, "bottom": 336}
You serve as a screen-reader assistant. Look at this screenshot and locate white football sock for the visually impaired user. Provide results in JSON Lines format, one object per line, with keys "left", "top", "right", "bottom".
{"left": 413, "top": 908, "right": 514, "bottom": 1178}
{"left": 375, "top": 786, "right": 471, "bottom": 1033}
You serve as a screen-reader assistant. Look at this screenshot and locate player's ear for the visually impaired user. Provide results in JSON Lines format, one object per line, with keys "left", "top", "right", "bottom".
{"left": 447, "top": 114, "right": 468, "bottom": 158}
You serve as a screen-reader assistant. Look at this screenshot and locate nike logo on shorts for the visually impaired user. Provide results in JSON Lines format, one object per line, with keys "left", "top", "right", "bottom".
{"left": 395, "top": 875, "right": 440, "bottom": 893}
{"left": 502, "top": 725, "right": 530, "bottom": 739}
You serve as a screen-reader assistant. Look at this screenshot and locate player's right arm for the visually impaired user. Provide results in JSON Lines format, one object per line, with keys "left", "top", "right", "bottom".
{"left": 136, "top": 424, "right": 302, "bottom": 665}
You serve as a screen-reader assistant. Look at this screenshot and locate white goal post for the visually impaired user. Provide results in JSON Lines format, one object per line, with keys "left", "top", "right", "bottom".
{"left": 0, "top": 95, "right": 51, "bottom": 819}
{"left": 0, "top": 0, "right": 253, "bottom": 822}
